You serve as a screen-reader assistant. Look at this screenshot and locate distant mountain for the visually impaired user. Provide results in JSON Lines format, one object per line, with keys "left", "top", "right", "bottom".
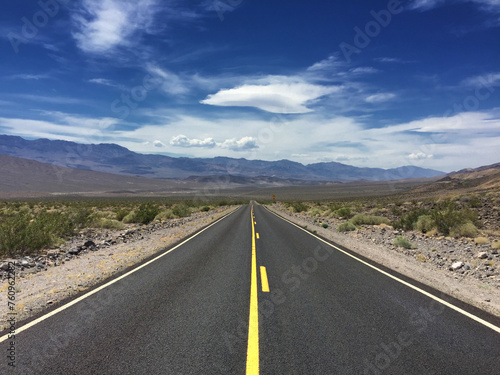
{"left": 0, "top": 154, "right": 201, "bottom": 197}
{"left": 0, "top": 135, "right": 445, "bottom": 182}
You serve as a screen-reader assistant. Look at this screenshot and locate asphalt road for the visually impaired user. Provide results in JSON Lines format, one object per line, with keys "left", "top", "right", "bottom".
{"left": 2, "top": 203, "right": 499, "bottom": 374}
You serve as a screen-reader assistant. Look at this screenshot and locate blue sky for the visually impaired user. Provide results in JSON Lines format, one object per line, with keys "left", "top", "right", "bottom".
{"left": 0, "top": 0, "right": 499, "bottom": 172}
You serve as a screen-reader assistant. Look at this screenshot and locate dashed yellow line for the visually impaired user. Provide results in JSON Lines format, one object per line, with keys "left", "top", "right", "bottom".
{"left": 246, "top": 205, "right": 259, "bottom": 374}
{"left": 260, "top": 266, "right": 270, "bottom": 292}
{"left": 256, "top": 233, "right": 260, "bottom": 239}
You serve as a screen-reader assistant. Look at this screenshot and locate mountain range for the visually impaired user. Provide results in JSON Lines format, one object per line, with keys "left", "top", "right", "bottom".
{"left": 0, "top": 135, "right": 445, "bottom": 182}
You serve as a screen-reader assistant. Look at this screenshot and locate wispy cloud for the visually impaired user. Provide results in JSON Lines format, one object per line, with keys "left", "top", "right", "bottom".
{"left": 88, "top": 78, "right": 119, "bottom": 87}
{"left": 410, "top": 0, "right": 500, "bottom": 16}
{"left": 462, "top": 72, "right": 500, "bottom": 88}
{"left": 8, "top": 73, "right": 52, "bottom": 80}
{"left": 11, "top": 94, "right": 87, "bottom": 105}
{"left": 0, "top": 114, "right": 118, "bottom": 143}
{"left": 146, "top": 65, "right": 190, "bottom": 95}
{"left": 409, "top": 0, "right": 446, "bottom": 11}
{"left": 365, "top": 93, "right": 396, "bottom": 103}
{"left": 72, "top": 0, "right": 160, "bottom": 54}
{"left": 375, "top": 57, "right": 414, "bottom": 64}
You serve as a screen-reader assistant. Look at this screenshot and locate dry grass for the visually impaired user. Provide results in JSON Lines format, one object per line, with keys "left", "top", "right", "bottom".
{"left": 416, "top": 253, "right": 427, "bottom": 263}
{"left": 474, "top": 237, "right": 490, "bottom": 245}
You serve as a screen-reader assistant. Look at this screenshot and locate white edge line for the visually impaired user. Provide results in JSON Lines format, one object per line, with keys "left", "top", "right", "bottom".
{"left": 263, "top": 206, "right": 500, "bottom": 334}
{"left": 0, "top": 206, "right": 241, "bottom": 343}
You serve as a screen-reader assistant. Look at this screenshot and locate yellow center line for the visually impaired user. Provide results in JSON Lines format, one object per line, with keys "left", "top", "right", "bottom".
{"left": 256, "top": 233, "right": 260, "bottom": 239}
{"left": 260, "top": 266, "right": 270, "bottom": 292}
{"left": 246, "top": 205, "right": 259, "bottom": 374}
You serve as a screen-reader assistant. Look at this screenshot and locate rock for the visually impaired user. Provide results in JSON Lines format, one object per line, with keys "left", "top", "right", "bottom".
{"left": 450, "top": 261, "right": 464, "bottom": 271}
{"left": 477, "top": 252, "right": 488, "bottom": 259}
{"left": 21, "top": 259, "right": 30, "bottom": 267}
{"left": 83, "top": 240, "right": 96, "bottom": 248}
{"left": 47, "top": 250, "right": 58, "bottom": 258}
{"left": 0, "top": 262, "right": 10, "bottom": 271}
{"left": 68, "top": 248, "right": 80, "bottom": 255}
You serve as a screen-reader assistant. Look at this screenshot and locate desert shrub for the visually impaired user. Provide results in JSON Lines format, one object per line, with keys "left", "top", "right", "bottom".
{"left": 430, "top": 199, "right": 477, "bottom": 236}
{"left": 415, "top": 215, "right": 435, "bottom": 233}
{"left": 338, "top": 222, "right": 356, "bottom": 232}
{"left": 291, "top": 202, "right": 308, "bottom": 213}
{"left": 94, "top": 218, "right": 125, "bottom": 230}
{"left": 155, "top": 209, "right": 174, "bottom": 221}
{"left": 463, "top": 194, "right": 481, "bottom": 208}
{"left": 172, "top": 203, "right": 191, "bottom": 218}
{"left": 351, "top": 214, "right": 390, "bottom": 226}
{"left": 310, "top": 208, "right": 322, "bottom": 216}
{"left": 450, "top": 221, "right": 478, "bottom": 238}
{"left": 122, "top": 211, "right": 137, "bottom": 224}
{"left": 0, "top": 211, "right": 74, "bottom": 257}
{"left": 390, "top": 205, "right": 403, "bottom": 216}
{"left": 134, "top": 203, "right": 160, "bottom": 224}
{"left": 201, "top": 206, "right": 211, "bottom": 212}
{"left": 321, "top": 223, "right": 329, "bottom": 229}
{"left": 392, "top": 208, "right": 427, "bottom": 231}
{"left": 115, "top": 209, "right": 130, "bottom": 221}
{"left": 394, "top": 235, "right": 416, "bottom": 249}
{"left": 336, "top": 206, "right": 352, "bottom": 218}
{"left": 67, "top": 207, "right": 95, "bottom": 228}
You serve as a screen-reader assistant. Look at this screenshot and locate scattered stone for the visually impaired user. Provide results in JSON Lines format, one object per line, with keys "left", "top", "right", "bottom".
{"left": 477, "top": 252, "right": 488, "bottom": 259}
{"left": 450, "top": 262, "right": 464, "bottom": 271}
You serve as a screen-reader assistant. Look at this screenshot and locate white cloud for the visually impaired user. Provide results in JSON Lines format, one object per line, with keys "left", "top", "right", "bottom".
{"left": 169, "top": 134, "right": 258, "bottom": 151}
{"left": 220, "top": 137, "right": 259, "bottom": 151}
{"left": 201, "top": 77, "right": 339, "bottom": 114}
{"left": 365, "top": 93, "right": 396, "bottom": 103}
{"left": 409, "top": 152, "right": 434, "bottom": 160}
{"left": 72, "top": 0, "right": 159, "bottom": 53}
{"left": 153, "top": 140, "right": 165, "bottom": 147}
{"left": 170, "top": 135, "right": 216, "bottom": 148}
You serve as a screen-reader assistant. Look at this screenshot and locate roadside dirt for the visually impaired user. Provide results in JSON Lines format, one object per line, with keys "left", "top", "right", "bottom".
{"left": 0, "top": 206, "right": 238, "bottom": 331}
{"left": 265, "top": 203, "right": 500, "bottom": 319}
